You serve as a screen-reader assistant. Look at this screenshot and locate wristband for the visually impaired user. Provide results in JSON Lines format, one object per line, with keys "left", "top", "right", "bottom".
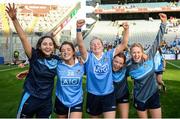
{"left": 76, "top": 28, "right": 81, "bottom": 32}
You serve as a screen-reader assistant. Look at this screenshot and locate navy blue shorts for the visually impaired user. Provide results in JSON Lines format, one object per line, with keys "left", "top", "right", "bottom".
{"left": 155, "top": 71, "right": 163, "bottom": 75}
{"left": 133, "top": 91, "right": 161, "bottom": 111}
{"left": 54, "top": 97, "right": 83, "bottom": 115}
{"left": 17, "top": 92, "right": 52, "bottom": 118}
{"left": 86, "top": 92, "right": 116, "bottom": 116}
{"left": 116, "top": 91, "right": 129, "bottom": 104}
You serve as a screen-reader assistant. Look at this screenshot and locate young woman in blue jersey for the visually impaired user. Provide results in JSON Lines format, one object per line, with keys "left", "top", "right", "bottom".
{"left": 128, "top": 13, "right": 167, "bottom": 118}
{"left": 154, "top": 47, "right": 166, "bottom": 92}
{"left": 76, "top": 20, "right": 129, "bottom": 118}
{"left": 112, "top": 52, "right": 129, "bottom": 118}
{"left": 6, "top": 4, "right": 59, "bottom": 118}
{"left": 113, "top": 50, "right": 147, "bottom": 118}
{"left": 54, "top": 41, "right": 85, "bottom": 118}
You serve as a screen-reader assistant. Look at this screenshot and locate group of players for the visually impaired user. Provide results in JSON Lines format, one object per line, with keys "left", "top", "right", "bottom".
{"left": 6, "top": 3, "right": 167, "bottom": 118}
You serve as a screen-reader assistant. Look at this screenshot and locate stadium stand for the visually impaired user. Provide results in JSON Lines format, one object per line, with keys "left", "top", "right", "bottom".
{"left": 1, "top": 1, "right": 180, "bottom": 63}
{"left": 84, "top": 20, "right": 161, "bottom": 51}
{"left": 98, "top": 2, "right": 170, "bottom": 9}
{"left": 0, "top": 4, "right": 10, "bottom": 36}
{"left": 84, "top": 18, "right": 180, "bottom": 58}
{"left": 0, "top": 2, "right": 81, "bottom": 63}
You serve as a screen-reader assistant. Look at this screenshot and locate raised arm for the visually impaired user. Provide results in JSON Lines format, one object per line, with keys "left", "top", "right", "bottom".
{"left": 76, "top": 19, "right": 88, "bottom": 61}
{"left": 6, "top": 3, "right": 32, "bottom": 58}
{"left": 114, "top": 22, "right": 129, "bottom": 56}
{"left": 148, "top": 13, "right": 167, "bottom": 58}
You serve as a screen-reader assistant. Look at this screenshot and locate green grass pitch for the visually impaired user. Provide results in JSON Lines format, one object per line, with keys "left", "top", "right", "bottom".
{"left": 0, "top": 60, "right": 180, "bottom": 118}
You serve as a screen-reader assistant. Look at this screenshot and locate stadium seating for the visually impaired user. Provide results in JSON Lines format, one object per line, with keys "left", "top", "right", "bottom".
{"left": 84, "top": 20, "right": 164, "bottom": 52}
{"left": 0, "top": 2, "right": 79, "bottom": 63}
{"left": 98, "top": 2, "right": 170, "bottom": 10}
{"left": 0, "top": 4, "right": 10, "bottom": 36}
{"left": 5, "top": 4, "right": 70, "bottom": 34}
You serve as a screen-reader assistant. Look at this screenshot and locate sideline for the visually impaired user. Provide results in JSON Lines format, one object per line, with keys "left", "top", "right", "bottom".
{"left": 0, "top": 65, "right": 28, "bottom": 72}
{"left": 167, "top": 61, "right": 180, "bottom": 69}
{"left": 0, "top": 67, "right": 20, "bottom": 72}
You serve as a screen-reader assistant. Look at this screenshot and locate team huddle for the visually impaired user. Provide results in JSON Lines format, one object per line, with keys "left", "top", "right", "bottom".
{"left": 6, "top": 3, "right": 167, "bottom": 118}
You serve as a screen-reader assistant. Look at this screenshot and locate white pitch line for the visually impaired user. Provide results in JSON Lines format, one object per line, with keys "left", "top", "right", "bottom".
{"left": 0, "top": 67, "right": 20, "bottom": 72}
{"left": 167, "top": 61, "right": 180, "bottom": 69}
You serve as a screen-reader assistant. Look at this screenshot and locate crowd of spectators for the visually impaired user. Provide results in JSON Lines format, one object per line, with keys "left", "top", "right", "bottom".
{"left": 160, "top": 38, "right": 180, "bottom": 54}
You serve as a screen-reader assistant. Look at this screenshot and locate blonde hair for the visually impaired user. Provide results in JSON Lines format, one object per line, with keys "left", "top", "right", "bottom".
{"left": 130, "top": 43, "right": 144, "bottom": 54}
{"left": 90, "top": 36, "right": 104, "bottom": 50}
{"left": 90, "top": 36, "right": 103, "bottom": 46}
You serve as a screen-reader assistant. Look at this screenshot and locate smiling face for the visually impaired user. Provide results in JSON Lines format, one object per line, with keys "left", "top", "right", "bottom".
{"left": 113, "top": 56, "right": 125, "bottom": 72}
{"left": 90, "top": 38, "right": 104, "bottom": 55}
{"left": 40, "top": 37, "right": 55, "bottom": 57}
{"left": 112, "top": 53, "right": 126, "bottom": 72}
{"left": 60, "top": 43, "right": 75, "bottom": 61}
{"left": 130, "top": 43, "right": 144, "bottom": 63}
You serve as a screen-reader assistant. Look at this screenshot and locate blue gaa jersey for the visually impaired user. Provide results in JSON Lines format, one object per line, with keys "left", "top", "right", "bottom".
{"left": 85, "top": 49, "right": 114, "bottom": 95}
{"left": 128, "top": 23, "right": 166, "bottom": 103}
{"left": 24, "top": 48, "right": 59, "bottom": 99}
{"left": 56, "top": 59, "right": 84, "bottom": 107}
{"left": 154, "top": 51, "right": 164, "bottom": 72}
{"left": 113, "top": 66, "right": 129, "bottom": 99}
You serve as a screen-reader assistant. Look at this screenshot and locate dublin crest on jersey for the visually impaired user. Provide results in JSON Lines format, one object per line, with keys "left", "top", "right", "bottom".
{"left": 94, "top": 64, "right": 109, "bottom": 74}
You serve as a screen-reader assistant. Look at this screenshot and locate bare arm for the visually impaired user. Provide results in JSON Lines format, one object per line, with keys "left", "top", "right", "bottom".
{"left": 76, "top": 19, "right": 88, "bottom": 61}
{"left": 16, "top": 70, "right": 29, "bottom": 80}
{"left": 114, "top": 22, "right": 129, "bottom": 56}
{"left": 6, "top": 3, "right": 32, "bottom": 58}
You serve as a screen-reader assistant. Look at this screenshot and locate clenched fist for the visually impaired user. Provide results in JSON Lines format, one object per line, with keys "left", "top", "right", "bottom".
{"left": 76, "top": 19, "right": 85, "bottom": 29}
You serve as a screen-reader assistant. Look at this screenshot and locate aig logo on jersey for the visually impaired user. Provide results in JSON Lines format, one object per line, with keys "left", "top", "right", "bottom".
{"left": 61, "top": 77, "right": 80, "bottom": 86}
{"left": 94, "top": 64, "right": 109, "bottom": 74}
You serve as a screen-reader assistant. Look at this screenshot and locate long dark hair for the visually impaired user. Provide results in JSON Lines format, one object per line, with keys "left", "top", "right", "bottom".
{"left": 36, "top": 35, "right": 57, "bottom": 58}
